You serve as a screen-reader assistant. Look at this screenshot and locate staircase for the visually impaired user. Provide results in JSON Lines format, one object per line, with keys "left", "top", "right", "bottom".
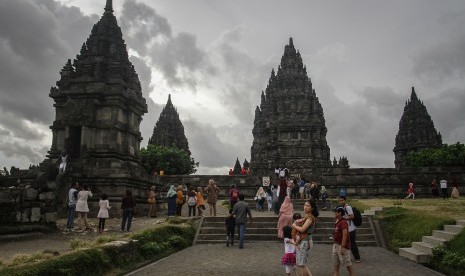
{"left": 399, "top": 220, "right": 465, "bottom": 263}
{"left": 195, "top": 209, "right": 377, "bottom": 246}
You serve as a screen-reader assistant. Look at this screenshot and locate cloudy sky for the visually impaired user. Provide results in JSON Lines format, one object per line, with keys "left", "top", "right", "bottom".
{"left": 1, "top": 0, "right": 464, "bottom": 175}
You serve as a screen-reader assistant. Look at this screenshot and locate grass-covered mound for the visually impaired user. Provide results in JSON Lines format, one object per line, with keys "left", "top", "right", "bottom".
{"left": 0, "top": 222, "right": 195, "bottom": 276}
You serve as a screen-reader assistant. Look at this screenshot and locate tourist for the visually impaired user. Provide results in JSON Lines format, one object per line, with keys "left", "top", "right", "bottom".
{"left": 291, "top": 178, "right": 299, "bottom": 199}
{"left": 187, "top": 186, "right": 197, "bottom": 217}
{"left": 266, "top": 186, "right": 273, "bottom": 211}
{"left": 196, "top": 187, "right": 205, "bottom": 216}
{"left": 147, "top": 186, "right": 157, "bottom": 218}
{"left": 305, "top": 182, "right": 312, "bottom": 199}
{"left": 241, "top": 167, "right": 247, "bottom": 175}
{"left": 121, "top": 189, "right": 136, "bottom": 232}
{"left": 431, "top": 178, "right": 439, "bottom": 198}
{"left": 286, "top": 178, "right": 293, "bottom": 197}
{"left": 338, "top": 195, "right": 361, "bottom": 263}
{"left": 233, "top": 194, "right": 253, "bottom": 249}
{"left": 229, "top": 184, "right": 240, "bottom": 209}
{"left": 175, "top": 185, "right": 185, "bottom": 216}
{"left": 321, "top": 186, "right": 328, "bottom": 210}
{"left": 229, "top": 168, "right": 234, "bottom": 176}
{"left": 66, "top": 181, "right": 80, "bottom": 231}
{"left": 281, "top": 225, "right": 296, "bottom": 276}
{"left": 332, "top": 206, "right": 354, "bottom": 276}
{"left": 272, "top": 184, "right": 279, "bottom": 215}
{"left": 440, "top": 179, "right": 448, "bottom": 199}
{"left": 246, "top": 168, "right": 251, "bottom": 175}
{"left": 451, "top": 179, "right": 460, "bottom": 198}
{"left": 275, "top": 166, "right": 280, "bottom": 179}
{"left": 291, "top": 200, "right": 318, "bottom": 276}
{"left": 97, "top": 193, "right": 110, "bottom": 234}
{"left": 76, "top": 184, "right": 92, "bottom": 231}
{"left": 225, "top": 208, "right": 236, "bottom": 247}
{"left": 255, "top": 186, "right": 266, "bottom": 212}
{"left": 278, "top": 178, "right": 288, "bottom": 210}
{"left": 166, "top": 185, "right": 177, "bottom": 216}
{"left": 405, "top": 182, "right": 415, "bottom": 200}
{"left": 299, "top": 178, "right": 306, "bottom": 199}
{"left": 310, "top": 182, "right": 319, "bottom": 201}
{"left": 204, "top": 179, "right": 220, "bottom": 216}
{"left": 277, "top": 196, "right": 294, "bottom": 238}
{"left": 279, "top": 168, "right": 286, "bottom": 178}
{"left": 57, "top": 150, "right": 70, "bottom": 173}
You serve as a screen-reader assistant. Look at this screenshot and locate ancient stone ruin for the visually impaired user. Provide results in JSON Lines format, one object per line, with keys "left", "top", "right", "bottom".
{"left": 394, "top": 87, "right": 442, "bottom": 169}
{"left": 251, "top": 38, "right": 331, "bottom": 177}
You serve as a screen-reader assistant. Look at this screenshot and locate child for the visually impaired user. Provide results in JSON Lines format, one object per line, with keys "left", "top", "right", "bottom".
{"left": 291, "top": 213, "right": 308, "bottom": 247}
{"left": 97, "top": 194, "right": 111, "bottom": 234}
{"left": 225, "top": 209, "right": 236, "bottom": 247}
{"left": 281, "top": 225, "right": 296, "bottom": 275}
{"left": 405, "top": 182, "right": 415, "bottom": 200}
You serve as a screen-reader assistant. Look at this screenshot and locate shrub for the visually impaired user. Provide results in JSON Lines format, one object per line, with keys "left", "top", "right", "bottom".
{"left": 429, "top": 230, "right": 465, "bottom": 276}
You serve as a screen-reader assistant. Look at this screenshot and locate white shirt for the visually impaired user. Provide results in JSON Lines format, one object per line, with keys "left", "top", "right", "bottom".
{"left": 440, "top": 180, "right": 447, "bottom": 189}
{"left": 343, "top": 204, "right": 356, "bottom": 232}
{"left": 284, "top": 238, "right": 296, "bottom": 253}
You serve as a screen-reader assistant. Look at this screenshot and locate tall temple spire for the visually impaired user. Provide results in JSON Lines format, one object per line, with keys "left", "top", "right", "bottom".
{"left": 394, "top": 87, "right": 442, "bottom": 169}
{"left": 149, "top": 95, "right": 191, "bottom": 155}
{"left": 251, "top": 38, "right": 331, "bottom": 177}
{"left": 105, "top": 0, "right": 113, "bottom": 14}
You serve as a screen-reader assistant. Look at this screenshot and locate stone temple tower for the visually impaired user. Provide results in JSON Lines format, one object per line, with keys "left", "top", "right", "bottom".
{"left": 393, "top": 87, "right": 442, "bottom": 169}
{"left": 251, "top": 38, "right": 331, "bottom": 177}
{"left": 48, "top": 0, "right": 148, "bottom": 186}
{"left": 149, "top": 94, "right": 191, "bottom": 155}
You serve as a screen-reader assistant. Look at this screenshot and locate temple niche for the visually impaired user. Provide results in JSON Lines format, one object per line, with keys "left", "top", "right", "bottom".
{"left": 149, "top": 94, "right": 191, "bottom": 155}
{"left": 393, "top": 87, "right": 442, "bottom": 169}
{"left": 48, "top": 0, "right": 148, "bottom": 186}
{"left": 251, "top": 38, "right": 331, "bottom": 177}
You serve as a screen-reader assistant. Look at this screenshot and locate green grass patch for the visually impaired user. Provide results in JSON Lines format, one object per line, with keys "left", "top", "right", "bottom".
{"left": 69, "top": 238, "right": 92, "bottom": 250}
{"left": 95, "top": 234, "right": 118, "bottom": 245}
{"left": 378, "top": 207, "right": 454, "bottom": 252}
{"left": 429, "top": 229, "right": 465, "bottom": 276}
{"left": 0, "top": 224, "right": 195, "bottom": 276}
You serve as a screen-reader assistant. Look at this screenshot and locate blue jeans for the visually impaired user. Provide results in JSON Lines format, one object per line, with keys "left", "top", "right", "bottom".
{"left": 121, "top": 208, "right": 134, "bottom": 231}
{"left": 67, "top": 203, "right": 76, "bottom": 229}
{"left": 237, "top": 223, "right": 247, "bottom": 248}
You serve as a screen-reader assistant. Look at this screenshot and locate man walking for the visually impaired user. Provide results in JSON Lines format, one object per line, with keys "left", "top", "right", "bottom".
{"left": 332, "top": 206, "right": 354, "bottom": 276}
{"left": 440, "top": 179, "right": 448, "bottom": 199}
{"left": 339, "top": 195, "right": 361, "bottom": 263}
{"left": 66, "top": 181, "right": 80, "bottom": 231}
{"left": 233, "top": 194, "right": 253, "bottom": 249}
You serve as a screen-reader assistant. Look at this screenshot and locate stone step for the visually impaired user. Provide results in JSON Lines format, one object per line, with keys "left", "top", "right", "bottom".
{"left": 412, "top": 241, "right": 435, "bottom": 254}
{"left": 432, "top": 230, "right": 456, "bottom": 240}
{"left": 399, "top": 247, "right": 431, "bottom": 264}
{"left": 422, "top": 235, "right": 447, "bottom": 247}
{"left": 444, "top": 224, "right": 464, "bottom": 234}
{"left": 196, "top": 233, "right": 376, "bottom": 242}
{"left": 456, "top": 220, "right": 465, "bottom": 226}
{"left": 195, "top": 239, "right": 377, "bottom": 246}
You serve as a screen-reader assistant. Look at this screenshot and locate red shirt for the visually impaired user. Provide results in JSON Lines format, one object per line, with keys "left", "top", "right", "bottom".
{"left": 333, "top": 218, "right": 351, "bottom": 249}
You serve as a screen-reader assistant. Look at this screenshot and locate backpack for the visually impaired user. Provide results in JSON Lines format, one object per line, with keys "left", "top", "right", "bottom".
{"left": 187, "top": 196, "right": 197, "bottom": 206}
{"left": 352, "top": 207, "right": 362, "bottom": 227}
{"left": 231, "top": 189, "right": 238, "bottom": 200}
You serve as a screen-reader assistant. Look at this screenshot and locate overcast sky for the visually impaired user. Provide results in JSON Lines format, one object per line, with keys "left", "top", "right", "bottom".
{"left": 1, "top": 0, "right": 464, "bottom": 175}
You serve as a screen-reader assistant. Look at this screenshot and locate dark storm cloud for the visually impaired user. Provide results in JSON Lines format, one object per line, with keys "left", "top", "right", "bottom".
{"left": 317, "top": 82, "right": 399, "bottom": 168}
{"left": 412, "top": 35, "right": 465, "bottom": 83}
{"left": 120, "top": 0, "right": 171, "bottom": 55}
{"left": 119, "top": 0, "right": 216, "bottom": 91}
{"left": 0, "top": 138, "right": 48, "bottom": 165}
{"left": 0, "top": 111, "right": 45, "bottom": 141}
{"left": 0, "top": 0, "right": 95, "bottom": 123}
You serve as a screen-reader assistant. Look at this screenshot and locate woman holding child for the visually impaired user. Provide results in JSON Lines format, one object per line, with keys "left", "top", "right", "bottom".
{"left": 291, "top": 200, "right": 319, "bottom": 276}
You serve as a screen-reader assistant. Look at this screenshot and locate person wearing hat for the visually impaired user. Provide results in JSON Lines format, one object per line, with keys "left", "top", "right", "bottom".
{"left": 332, "top": 206, "right": 354, "bottom": 276}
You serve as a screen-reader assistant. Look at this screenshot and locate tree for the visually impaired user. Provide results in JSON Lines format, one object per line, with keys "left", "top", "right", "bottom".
{"left": 406, "top": 142, "right": 465, "bottom": 167}
{"left": 140, "top": 144, "right": 199, "bottom": 175}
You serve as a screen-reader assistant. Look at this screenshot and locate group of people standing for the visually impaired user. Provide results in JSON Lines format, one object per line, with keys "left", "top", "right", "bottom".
{"left": 277, "top": 195, "right": 359, "bottom": 276}
{"left": 67, "top": 182, "right": 136, "bottom": 233}
{"left": 165, "top": 179, "right": 219, "bottom": 217}
{"left": 405, "top": 178, "right": 460, "bottom": 200}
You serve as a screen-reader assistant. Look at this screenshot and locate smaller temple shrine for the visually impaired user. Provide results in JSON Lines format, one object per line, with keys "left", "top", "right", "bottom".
{"left": 148, "top": 94, "right": 191, "bottom": 155}
{"left": 393, "top": 87, "right": 442, "bottom": 169}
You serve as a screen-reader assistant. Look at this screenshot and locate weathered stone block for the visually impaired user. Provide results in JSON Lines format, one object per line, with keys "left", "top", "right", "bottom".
{"left": 46, "top": 181, "right": 57, "bottom": 190}
{"left": 21, "top": 209, "right": 31, "bottom": 222}
{"left": 23, "top": 188, "right": 38, "bottom": 200}
{"left": 45, "top": 212, "right": 58, "bottom": 223}
{"left": 39, "top": 191, "right": 56, "bottom": 201}
{"left": 30, "top": 207, "right": 41, "bottom": 222}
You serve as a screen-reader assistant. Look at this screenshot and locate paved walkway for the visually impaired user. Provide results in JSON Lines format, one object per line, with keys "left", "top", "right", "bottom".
{"left": 127, "top": 243, "right": 443, "bottom": 276}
